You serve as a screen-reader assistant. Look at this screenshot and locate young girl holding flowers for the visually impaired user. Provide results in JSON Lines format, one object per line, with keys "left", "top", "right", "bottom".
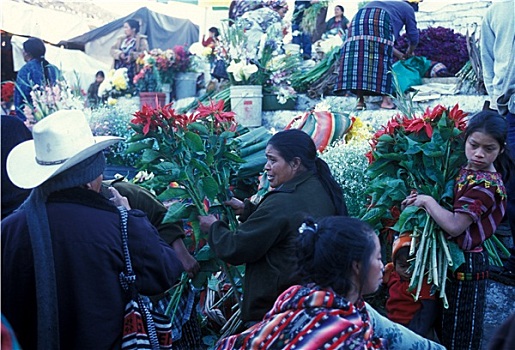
{"left": 402, "top": 110, "right": 514, "bottom": 349}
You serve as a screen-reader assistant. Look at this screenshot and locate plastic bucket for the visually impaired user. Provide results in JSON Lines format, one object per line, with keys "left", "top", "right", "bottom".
{"left": 230, "top": 85, "right": 263, "bottom": 127}
{"left": 174, "top": 72, "right": 198, "bottom": 100}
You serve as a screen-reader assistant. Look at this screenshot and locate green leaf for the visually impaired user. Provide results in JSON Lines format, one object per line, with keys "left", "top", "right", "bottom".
{"left": 223, "top": 151, "right": 246, "bottom": 163}
{"left": 157, "top": 187, "right": 190, "bottom": 201}
{"left": 125, "top": 139, "right": 154, "bottom": 153}
{"left": 195, "top": 244, "right": 217, "bottom": 261}
{"left": 185, "top": 131, "right": 204, "bottom": 152}
{"left": 447, "top": 240, "right": 465, "bottom": 272}
{"left": 163, "top": 201, "right": 192, "bottom": 223}
{"left": 360, "top": 207, "right": 386, "bottom": 225}
{"left": 142, "top": 149, "right": 162, "bottom": 163}
{"left": 190, "top": 158, "right": 211, "bottom": 176}
{"left": 391, "top": 206, "right": 422, "bottom": 232}
{"left": 188, "top": 122, "right": 209, "bottom": 135}
{"left": 200, "top": 176, "right": 219, "bottom": 201}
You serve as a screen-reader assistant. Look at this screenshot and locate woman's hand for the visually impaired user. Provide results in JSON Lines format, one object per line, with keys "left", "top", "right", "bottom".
{"left": 108, "top": 187, "right": 131, "bottom": 210}
{"left": 393, "top": 48, "right": 405, "bottom": 60}
{"left": 401, "top": 190, "right": 420, "bottom": 210}
{"left": 198, "top": 214, "right": 218, "bottom": 233}
{"left": 224, "top": 197, "right": 245, "bottom": 215}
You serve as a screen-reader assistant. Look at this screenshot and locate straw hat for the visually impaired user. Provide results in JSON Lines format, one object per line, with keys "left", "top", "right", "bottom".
{"left": 7, "top": 110, "right": 122, "bottom": 189}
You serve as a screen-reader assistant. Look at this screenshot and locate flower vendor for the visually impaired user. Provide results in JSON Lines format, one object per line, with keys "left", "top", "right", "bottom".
{"left": 110, "top": 19, "right": 149, "bottom": 88}
{"left": 198, "top": 129, "right": 347, "bottom": 325}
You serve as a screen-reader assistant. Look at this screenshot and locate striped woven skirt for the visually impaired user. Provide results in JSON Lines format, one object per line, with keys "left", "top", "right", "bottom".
{"left": 335, "top": 7, "right": 394, "bottom": 95}
{"left": 441, "top": 250, "right": 489, "bottom": 350}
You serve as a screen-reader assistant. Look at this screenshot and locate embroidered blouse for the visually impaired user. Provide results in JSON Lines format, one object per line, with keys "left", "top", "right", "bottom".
{"left": 453, "top": 167, "right": 507, "bottom": 250}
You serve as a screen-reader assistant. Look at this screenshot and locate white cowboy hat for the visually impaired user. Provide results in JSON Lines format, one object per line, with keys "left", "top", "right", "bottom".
{"left": 7, "top": 110, "right": 123, "bottom": 189}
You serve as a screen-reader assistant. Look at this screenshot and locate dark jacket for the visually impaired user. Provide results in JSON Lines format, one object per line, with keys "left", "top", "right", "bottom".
{"left": 1, "top": 115, "right": 32, "bottom": 219}
{"left": 208, "top": 171, "right": 340, "bottom": 322}
{"left": 1, "top": 187, "right": 183, "bottom": 349}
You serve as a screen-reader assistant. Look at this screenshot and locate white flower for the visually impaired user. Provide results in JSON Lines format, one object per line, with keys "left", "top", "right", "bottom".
{"left": 314, "top": 99, "right": 331, "bottom": 112}
{"left": 319, "top": 35, "right": 343, "bottom": 54}
{"left": 227, "top": 61, "right": 258, "bottom": 83}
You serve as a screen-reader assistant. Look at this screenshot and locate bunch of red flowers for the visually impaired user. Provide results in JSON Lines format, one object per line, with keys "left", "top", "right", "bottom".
{"left": 1, "top": 81, "right": 15, "bottom": 103}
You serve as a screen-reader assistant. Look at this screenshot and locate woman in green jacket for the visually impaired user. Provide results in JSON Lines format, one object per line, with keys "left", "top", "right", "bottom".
{"left": 198, "top": 129, "right": 347, "bottom": 325}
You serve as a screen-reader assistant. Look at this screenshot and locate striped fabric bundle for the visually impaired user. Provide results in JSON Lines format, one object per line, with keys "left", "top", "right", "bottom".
{"left": 216, "top": 285, "right": 386, "bottom": 349}
{"left": 285, "top": 111, "right": 352, "bottom": 152}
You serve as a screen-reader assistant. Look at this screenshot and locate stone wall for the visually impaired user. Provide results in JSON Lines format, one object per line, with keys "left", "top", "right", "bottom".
{"left": 416, "top": 1, "right": 492, "bottom": 35}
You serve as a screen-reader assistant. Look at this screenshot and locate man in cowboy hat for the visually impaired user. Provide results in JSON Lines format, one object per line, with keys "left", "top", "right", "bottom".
{"left": 1, "top": 109, "right": 184, "bottom": 349}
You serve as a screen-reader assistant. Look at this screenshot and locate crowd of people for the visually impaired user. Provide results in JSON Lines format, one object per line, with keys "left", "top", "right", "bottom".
{"left": 2, "top": 0, "right": 515, "bottom": 349}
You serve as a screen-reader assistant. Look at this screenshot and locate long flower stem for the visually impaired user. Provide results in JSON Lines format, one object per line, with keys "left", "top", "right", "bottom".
{"left": 431, "top": 233, "right": 438, "bottom": 286}
{"left": 221, "top": 263, "right": 243, "bottom": 311}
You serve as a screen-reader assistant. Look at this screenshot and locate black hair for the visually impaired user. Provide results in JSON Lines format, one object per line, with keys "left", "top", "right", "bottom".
{"left": 95, "top": 71, "right": 105, "bottom": 78}
{"left": 125, "top": 19, "right": 140, "bottom": 33}
{"left": 23, "top": 37, "right": 53, "bottom": 83}
{"left": 335, "top": 5, "right": 344, "bottom": 12}
{"left": 209, "top": 27, "right": 220, "bottom": 37}
{"left": 297, "top": 216, "right": 377, "bottom": 296}
{"left": 465, "top": 110, "right": 515, "bottom": 182}
{"left": 267, "top": 129, "right": 348, "bottom": 215}
{"left": 23, "top": 37, "right": 46, "bottom": 58}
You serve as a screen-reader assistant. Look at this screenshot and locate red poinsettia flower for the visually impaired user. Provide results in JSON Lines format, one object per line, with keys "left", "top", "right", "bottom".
{"left": 404, "top": 106, "right": 446, "bottom": 138}
{"left": 196, "top": 99, "right": 236, "bottom": 124}
{"left": 384, "top": 114, "right": 404, "bottom": 135}
{"left": 131, "top": 104, "right": 161, "bottom": 135}
{"left": 448, "top": 103, "right": 468, "bottom": 130}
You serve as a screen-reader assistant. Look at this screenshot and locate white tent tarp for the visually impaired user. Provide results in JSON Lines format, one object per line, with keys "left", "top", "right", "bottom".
{"left": 1, "top": 0, "right": 92, "bottom": 44}
{"left": 11, "top": 36, "right": 111, "bottom": 92}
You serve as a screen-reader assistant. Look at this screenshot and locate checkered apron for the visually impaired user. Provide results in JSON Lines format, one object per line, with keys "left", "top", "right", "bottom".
{"left": 335, "top": 7, "right": 394, "bottom": 95}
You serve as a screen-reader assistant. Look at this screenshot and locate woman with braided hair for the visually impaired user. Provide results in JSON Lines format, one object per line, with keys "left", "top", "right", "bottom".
{"left": 14, "top": 37, "right": 61, "bottom": 121}
{"left": 199, "top": 129, "right": 347, "bottom": 326}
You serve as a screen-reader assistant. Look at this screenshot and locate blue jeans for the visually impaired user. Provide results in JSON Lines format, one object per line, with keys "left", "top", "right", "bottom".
{"left": 505, "top": 111, "right": 515, "bottom": 271}
{"left": 292, "top": 24, "right": 312, "bottom": 59}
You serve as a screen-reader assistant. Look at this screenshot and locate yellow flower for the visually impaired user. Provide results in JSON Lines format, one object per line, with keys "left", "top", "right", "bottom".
{"left": 107, "top": 97, "right": 118, "bottom": 105}
{"left": 345, "top": 117, "right": 373, "bottom": 143}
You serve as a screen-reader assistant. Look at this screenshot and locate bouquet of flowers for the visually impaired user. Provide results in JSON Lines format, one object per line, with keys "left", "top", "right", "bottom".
{"left": 361, "top": 104, "right": 469, "bottom": 306}
{"left": 263, "top": 53, "right": 300, "bottom": 103}
{"left": 1, "top": 81, "right": 15, "bottom": 114}
{"left": 136, "top": 49, "right": 176, "bottom": 86}
{"left": 127, "top": 99, "right": 243, "bottom": 239}
{"left": 98, "top": 68, "right": 133, "bottom": 103}
{"left": 25, "top": 79, "right": 85, "bottom": 122}
{"left": 219, "top": 16, "right": 295, "bottom": 87}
